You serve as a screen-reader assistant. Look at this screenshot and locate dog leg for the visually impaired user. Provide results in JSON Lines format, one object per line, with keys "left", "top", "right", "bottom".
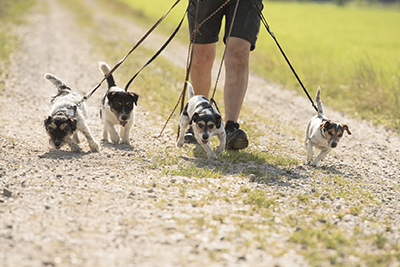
{"left": 120, "top": 120, "right": 133, "bottom": 145}
{"left": 177, "top": 115, "right": 189, "bottom": 148}
{"left": 311, "top": 149, "right": 331, "bottom": 166}
{"left": 215, "top": 131, "right": 226, "bottom": 154}
{"left": 306, "top": 140, "right": 314, "bottom": 164}
{"left": 105, "top": 121, "right": 119, "bottom": 144}
{"left": 73, "top": 133, "right": 80, "bottom": 144}
{"left": 79, "top": 125, "right": 100, "bottom": 152}
{"left": 102, "top": 128, "right": 109, "bottom": 142}
{"left": 67, "top": 137, "right": 82, "bottom": 152}
{"left": 201, "top": 143, "right": 217, "bottom": 160}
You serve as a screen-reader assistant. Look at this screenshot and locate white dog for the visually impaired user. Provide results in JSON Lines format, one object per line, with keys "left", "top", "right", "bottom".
{"left": 177, "top": 82, "right": 226, "bottom": 159}
{"left": 305, "top": 87, "right": 351, "bottom": 166}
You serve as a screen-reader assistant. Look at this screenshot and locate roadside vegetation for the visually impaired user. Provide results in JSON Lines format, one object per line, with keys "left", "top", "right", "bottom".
{"left": 0, "top": 0, "right": 35, "bottom": 90}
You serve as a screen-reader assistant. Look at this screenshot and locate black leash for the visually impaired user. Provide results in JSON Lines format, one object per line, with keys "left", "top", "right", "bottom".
{"left": 125, "top": 10, "right": 186, "bottom": 91}
{"left": 75, "top": 0, "right": 182, "bottom": 107}
{"left": 250, "top": 0, "right": 318, "bottom": 112}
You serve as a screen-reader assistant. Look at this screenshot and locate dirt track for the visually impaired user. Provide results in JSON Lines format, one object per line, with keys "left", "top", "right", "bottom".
{"left": 1, "top": 0, "right": 399, "bottom": 266}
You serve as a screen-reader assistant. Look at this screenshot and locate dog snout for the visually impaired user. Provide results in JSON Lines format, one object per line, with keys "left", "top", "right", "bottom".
{"left": 202, "top": 133, "right": 209, "bottom": 140}
{"left": 330, "top": 141, "right": 337, "bottom": 148}
{"left": 121, "top": 115, "right": 128, "bottom": 121}
{"left": 54, "top": 140, "right": 61, "bottom": 148}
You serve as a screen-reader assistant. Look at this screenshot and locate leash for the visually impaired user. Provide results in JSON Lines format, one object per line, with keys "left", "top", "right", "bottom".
{"left": 74, "top": 0, "right": 182, "bottom": 107}
{"left": 250, "top": 0, "right": 318, "bottom": 113}
{"left": 124, "top": 10, "right": 187, "bottom": 91}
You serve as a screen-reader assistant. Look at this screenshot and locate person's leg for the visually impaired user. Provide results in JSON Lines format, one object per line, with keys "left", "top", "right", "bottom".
{"left": 223, "top": 37, "right": 251, "bottom": 150}
{"left": 224, "top": 37, "right": 251, "bottom": 122}
{"left": 190, "top": 43, "right": 216, "bottom": 97}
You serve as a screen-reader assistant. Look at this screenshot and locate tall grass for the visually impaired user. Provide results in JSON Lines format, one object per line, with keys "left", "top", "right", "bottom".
{"left": 115, "top": 0, "right": 400, "bottom": 129}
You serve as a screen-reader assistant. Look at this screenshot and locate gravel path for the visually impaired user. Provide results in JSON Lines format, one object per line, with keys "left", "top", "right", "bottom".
{"left": 0, "top": 0, "right": 399, "bottom": 266}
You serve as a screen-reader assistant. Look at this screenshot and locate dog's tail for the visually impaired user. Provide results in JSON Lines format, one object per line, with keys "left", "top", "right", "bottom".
{"left": 316, "top": 86, "right": 324, "bottom": 117}
{"left": 99, "top": 62, "right": 116, "bottom": 89}
{"left": 186, "top": 81, "right": 195, "bottom": 99}
{"left": 44, "top": 73, "right": 70, "bottom": 90}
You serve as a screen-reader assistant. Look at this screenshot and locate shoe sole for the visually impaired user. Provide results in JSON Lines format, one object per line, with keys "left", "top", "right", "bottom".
{"left": 226, "top": 131, "right": 248, "bottom": 150}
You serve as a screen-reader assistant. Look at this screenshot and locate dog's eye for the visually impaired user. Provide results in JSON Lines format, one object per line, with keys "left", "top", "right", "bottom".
{"left": 208, "top": 124, "right": 214, "bottom": 129}
{"left": 198, "top": 123, "right": 204, "bottom": 129}
{"left": 117, "top": 103, "right": 122, "bottom": 107}
{"left": 328, "top": 132, "right": 333, "bottom": 136}
{"left": 338, "top": 133, "right": 343, "bottom": 137}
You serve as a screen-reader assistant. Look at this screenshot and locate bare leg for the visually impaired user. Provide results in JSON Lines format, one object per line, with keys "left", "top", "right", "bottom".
{"left": 224, "top": 37, "right": 251, "bottom": 123}
{"left": 190, "top": 43, "right": 216, "bottom": 97}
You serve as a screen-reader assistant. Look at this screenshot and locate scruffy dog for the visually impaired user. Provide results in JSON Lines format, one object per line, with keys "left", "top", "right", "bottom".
{"left": 99, "top": 62, "right": 139, "bottom": 145}
{"left": 177, "top": 82, "right": 226, "bottom": 159}
{"left": 305, "top": 87, "right": 351, "bottom": 166}
{"left": 44, "top": 74, "right": 99, "bottom": 152}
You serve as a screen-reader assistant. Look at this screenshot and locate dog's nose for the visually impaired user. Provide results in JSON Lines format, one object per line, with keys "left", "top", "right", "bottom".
{"left": 121, "top": 115, "right": 128, "bottom": 121}
{"left": 54, "top": 141, "right": 61, "bottom": 148}
{"left": 202, "top": 133, "right": 209, "bottom": 140}
{"left": 331, "top": 142, "right": 337, "bottom": 148}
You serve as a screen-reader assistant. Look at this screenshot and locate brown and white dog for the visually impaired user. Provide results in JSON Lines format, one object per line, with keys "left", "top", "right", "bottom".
{"left": 305, "top": 87, "right": 351, "bottom": 166}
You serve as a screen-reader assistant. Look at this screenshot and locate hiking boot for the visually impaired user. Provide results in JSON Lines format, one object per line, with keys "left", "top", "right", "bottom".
{"left": 225, "top": 121, "right": 248, "bottom": 150}
{"left": 184, "top": 126, "right": 198, "bottom": 144}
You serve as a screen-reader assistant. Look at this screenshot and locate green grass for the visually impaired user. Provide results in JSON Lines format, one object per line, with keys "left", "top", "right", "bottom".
{"left": 0, "top": 0, "right": 35, "bottom": 81}
{"left": 115, "top": 0, "right": 400, "bottom": 130}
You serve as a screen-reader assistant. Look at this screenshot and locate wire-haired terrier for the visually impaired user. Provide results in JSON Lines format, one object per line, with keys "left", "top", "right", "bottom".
{"left": 44, "top": 73, "right": 99, "bottom": 153}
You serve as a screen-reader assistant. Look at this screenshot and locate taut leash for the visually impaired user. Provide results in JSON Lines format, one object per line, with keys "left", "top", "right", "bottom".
{"left": 250, "top": 0, "right": 318, "bottom": 112}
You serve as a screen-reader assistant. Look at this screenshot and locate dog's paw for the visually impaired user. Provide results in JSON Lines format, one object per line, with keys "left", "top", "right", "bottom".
{"left": 110, "top": 136, "right": 120, "bottom": 144}
{"left": 177, "top": 138, "right": 184, "bottom": 148}
{"left": 70, "top": 143, "right": 82, "bottom": 153}
{"left": 207, "top": 151, "right": 217, "bottom": 160}
{"left": 121, "top": 139, "right": 131, "bottom": 145}
{"left": 215, "top": 145, "right": 225, "bottom": 154}
{"left": 90, "top": 142, "right": 100, "bottom": 152}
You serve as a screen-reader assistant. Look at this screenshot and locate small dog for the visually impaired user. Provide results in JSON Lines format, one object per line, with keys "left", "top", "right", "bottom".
{"left": 177, "top": 82, "right": 226, "bottom": 159}
{"left": 305, "top": 86, "right": 351, "bottom": 166}
{"left": 44, "top": 73, "right": 99, "bottom": 153}
{"left": 99, "top": 62, "right": 139, "bottom": 145}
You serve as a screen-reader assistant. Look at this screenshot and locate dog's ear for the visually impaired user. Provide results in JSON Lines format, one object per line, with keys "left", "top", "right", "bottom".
{"left": 320, "top": 121, "right": 330, "bottom": 131}
{"left": 129, "top": 92, "right": 139, "bottom": 106}
{"left": 190, "top": 113, "right": 199, "bottom": 125}
{"left": 343, "top": 125, "right": 351, "bottom": 135}
{"left": 69, "top": 118, "right": 77, "bottom": 132}
{"left": 107, "top": 91, "right": 117, "bottom": 102}
{"left": 215, "top": 113, "right": 222, "bottom": 128}
{"left": 44, "top": 116, "right": 52, "bottom": 129}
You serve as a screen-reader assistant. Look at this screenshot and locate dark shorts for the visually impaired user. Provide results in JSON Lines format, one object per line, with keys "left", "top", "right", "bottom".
{"left": 187, "top": 0, "right": 263, "bottom": 51}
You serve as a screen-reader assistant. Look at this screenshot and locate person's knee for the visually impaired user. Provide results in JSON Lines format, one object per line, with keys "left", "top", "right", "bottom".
{"left": 226, "top": 41, "right": 250, "bottom": 67}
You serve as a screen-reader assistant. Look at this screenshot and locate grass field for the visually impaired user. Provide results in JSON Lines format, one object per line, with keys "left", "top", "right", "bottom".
{"left": 116, "top": 0, "right": 400, "bottom": 130}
